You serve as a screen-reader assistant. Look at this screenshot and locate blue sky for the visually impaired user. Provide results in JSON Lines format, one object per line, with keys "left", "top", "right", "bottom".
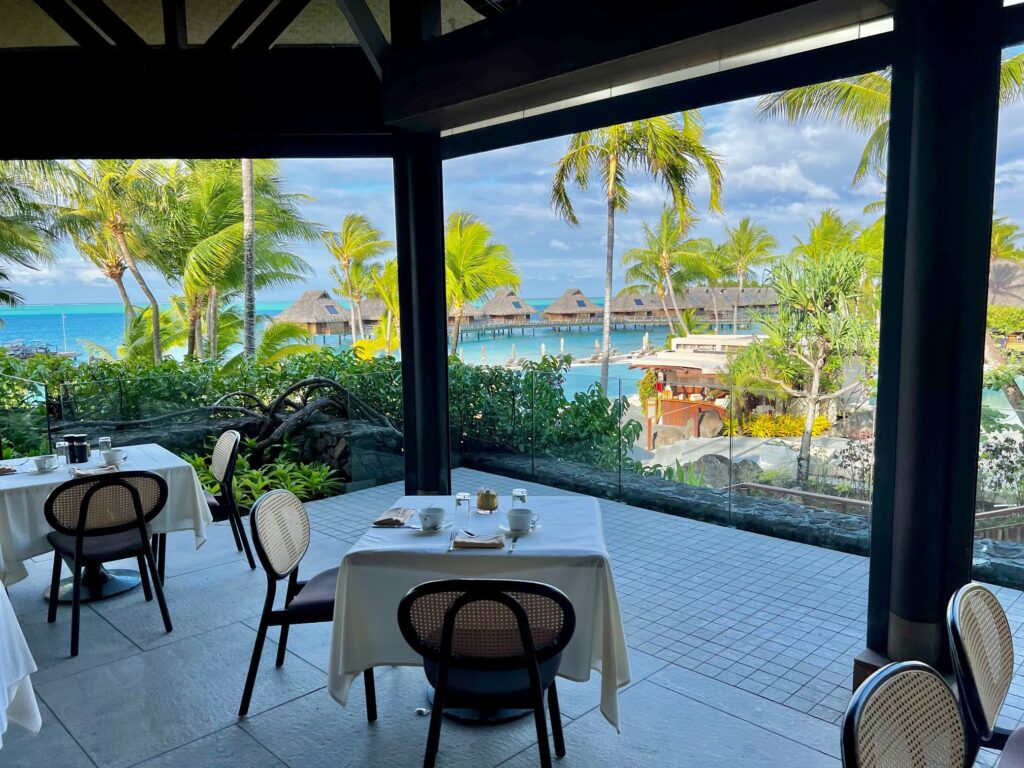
{"left": 13, "top": 85, "right": 1024, "bottom": 303}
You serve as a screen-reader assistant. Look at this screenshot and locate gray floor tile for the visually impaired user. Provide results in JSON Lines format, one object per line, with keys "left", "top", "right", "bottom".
{"left": 134, "top": 725, "right": 285, "bottom": 768}
{"left": 0, "top": 696, "right": 94, "bottom": 768}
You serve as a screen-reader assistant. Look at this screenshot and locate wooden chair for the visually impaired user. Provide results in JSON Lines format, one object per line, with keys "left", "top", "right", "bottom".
{"left": 398, "top": 579, "right": 576, "bottom": 768}
{"left": 841, "top": 660, "right": 974, "bottom": 767}
{"left": 947, "top": 582, "right": 1024, "bottom": 764}
{"left": 206, "top": 430, "right": 255, "bottom": 570}
{"left": 238, "top": 489, "right": 375, "bottom": 719}
{"left": 45, "top": 471, "right": 172, "bottom": 657}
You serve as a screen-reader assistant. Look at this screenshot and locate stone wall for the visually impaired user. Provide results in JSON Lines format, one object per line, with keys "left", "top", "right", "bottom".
{"left": 298, "top": 419, "right": 404, "bottom": 489}
{"left": 460, "top": 450, "right": 1024, "bottom": 590}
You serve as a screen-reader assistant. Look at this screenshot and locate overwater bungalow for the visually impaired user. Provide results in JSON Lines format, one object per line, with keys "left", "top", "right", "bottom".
{"left": 357, "top": 297, "right": 386, "bottom": 331}
{"left": 480, "top": 291, "right": 538, "bottom": 323}
{"left": 609, "top": 293, "right": 667, "bottom": 322}
{"left": 683, "top": 287, "right": 778, "bottom": 331}
{"left": 448, "top": 302, "right": 484, "bottom": 326}
{"left": 543, "top": 288, "right": 601, "bottom": 323}
{"left": 274, "top": 290, "right": 349, "bottom": 337}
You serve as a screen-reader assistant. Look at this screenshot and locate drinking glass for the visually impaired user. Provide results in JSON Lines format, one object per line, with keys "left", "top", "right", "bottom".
{"left": 512, "top": 488, "right": 528, "bottom": 507}
{"left": 98, "top": 436, "right": 112, "bottom": 452}
{"left": 55, "top": 441, "right": 69, "bottom": 466}
{"left": 455, "top": 492, "right": 472, "bottom": 527}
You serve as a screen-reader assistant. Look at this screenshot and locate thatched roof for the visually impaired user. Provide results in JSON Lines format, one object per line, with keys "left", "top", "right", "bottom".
{"left": 990, "top": 261, "right": 1024, "bottom": 307}
{"left": 449, "top": 302, "right": 484, "bottom": 320}
{"left": 610, "top": 293, "right": 663, "bottom": 313}
{"left": 543, "top": 288, "right": 601, "bottom": 316}
{"left": 358, "top": 297, "right": 386, "bottom": 322}
{"left": 481, "top": 290, "right": 538, "bottom": 317}
{"left": 682, "top": 287, "right": 778, "bottom": 310}
{"left": 275, "top": 290, "right": 348, "bottom": 327}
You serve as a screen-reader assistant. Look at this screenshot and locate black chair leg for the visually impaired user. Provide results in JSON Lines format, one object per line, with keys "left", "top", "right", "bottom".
{"left": 239, "top": 613, "right": 269, "bottom": 717}
{"left": 137, "top": 555, "right": 153, "bottom": 601}
{"left": 275, "top": 623, "right": 290, "bottom": 667}
{"left": 47, "top": 553, "right": 61, "bottom": 623}
{"left": 157, "top": 533, "right": 167, "bottom": 584}
{"left": 532, "top": 685, "right": 553, "bottom": 768}
{"left": 143, "top": 550, "right": 172, "bottom": 633}
{"left": 235, "top": 512, "right": 256, "bottom": 570}
{"left": 70, "top": 562, "right": 82, "bottom": 657}
{"left": 548, "top": 682, "right": 565, "bottom": 758}
{"left": 424, "top": 682, "right": 446, "bottom": 768}
{"left": 227, "top": 514, "right": 244, "bottom": 551}
{"left": 364, "top": 669, "right": 377, "bottom": 722}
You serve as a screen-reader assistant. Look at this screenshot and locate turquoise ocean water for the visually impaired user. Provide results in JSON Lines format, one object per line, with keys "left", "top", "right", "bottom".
{"left": 0, "top": 299, "right": 655, "bottom": 397}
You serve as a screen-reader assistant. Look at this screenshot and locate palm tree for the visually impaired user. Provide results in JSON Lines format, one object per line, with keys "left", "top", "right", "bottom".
{"left": 73, "top": 231, "right": 134, "bottom": 338}
{"left": 551, "top": 112, "right": 723, "bottom": 387}
{"left": 241, "top": 158, "right": 256, "bottom": 359}
{"left": 60, "top": 160, "right": 165, "bottom": 361}
{"left": 621, "top": 206, "right": 716, "bottom": 333}
{"left": 371, "top": 258, "right": 401, "bottom": 355}
{"left": 0, "top": 161, "right": 56, "bottom": 321}
{"left": 719, "top": 217, "right": 777, "bottom": 331}
{"left": 445, "top": 211, "right": 519, "bottom": 355}
{"left": 791, "top": 208, "right": 861, "bottom": 263}
{"left": 756, "top": 52, "right": 1024, "bottom": 186}
{"left": 220, "top": 316, "right": 317, "bottom": 370}
{"left": 322, "top": 214, "right": 393, "bottom": 344}
{"left": 81, "top": 306, "right": 186, "bottom": 364}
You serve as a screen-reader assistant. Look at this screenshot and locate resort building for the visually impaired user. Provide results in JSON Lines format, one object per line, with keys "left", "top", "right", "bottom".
{"left": 608, "top": 293, "right": 667, "bottom": 322}
{"left": 479, "top": 290, "right": 538, "bottom": 323}
{"left": 542, "top": 288, "right": 601, "bottom": 323}
{"left": 447, "top": 302, "right": 484, "bottom": 327}
{"left": 357, "top": 297, "right": 386, "bottom": 331}
{"left": 274, "top": 290, "right": 349, "bottom": 337}
{"left": 684, "top": 287, "right": 778, "bottom": 330}
{"left": 2, "top": 1, "right": 1019, "bottom": 767}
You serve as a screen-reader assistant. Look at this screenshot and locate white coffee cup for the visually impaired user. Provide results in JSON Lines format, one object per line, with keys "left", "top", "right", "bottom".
{"left": 33, "top": 454, "right": 58, "bottom": 472}
{"left": 507, "top": 507, "right": 539, "bottom": 534}
{"left": 101, "top": 448, "right": 127, "bottom": 466}
{"left": 419, "top": 506, "right": 446, "bottom": 531}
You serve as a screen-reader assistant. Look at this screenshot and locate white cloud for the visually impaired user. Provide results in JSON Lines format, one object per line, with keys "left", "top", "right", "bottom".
{"left": 728, "top": 161, "right": 838, "bottom": 200}
{"left": 549, "top": 239, "right": 570, "bottom": 251}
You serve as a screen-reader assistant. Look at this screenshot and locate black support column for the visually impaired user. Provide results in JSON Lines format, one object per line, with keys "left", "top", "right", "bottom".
{"left": 393, "top": 131, "right": 451, "bottom": 495}
{"left": 858, "top": 0, "right": 1002, "bottom": 681}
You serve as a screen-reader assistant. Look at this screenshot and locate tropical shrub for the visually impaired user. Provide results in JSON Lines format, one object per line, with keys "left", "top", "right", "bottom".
{"left": 987, "top": 306, "right": 1024, "bottom": 338}
{"left": 742, "top": 413, "right": 831, "bottom": 438}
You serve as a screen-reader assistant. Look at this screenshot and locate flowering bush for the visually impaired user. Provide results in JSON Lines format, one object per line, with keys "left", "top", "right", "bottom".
{"left": 742, "top": 413, "right": 831, "bottom": 438}
{"left": 978, "top": 431, "right": 1024, "bottom": 507}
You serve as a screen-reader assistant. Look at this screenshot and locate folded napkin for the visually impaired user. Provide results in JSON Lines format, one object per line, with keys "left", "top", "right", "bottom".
{"left": 453, "top": 532, "right": 505, "bottom": 549}
{"left": 0, "top": 465, "right": 17, "bottom": 476}
{"left": 72, "top": 465, "right": 118, "bottom": 478}
{"left": 373, "top": 507, "right": 416, "bottom": 527}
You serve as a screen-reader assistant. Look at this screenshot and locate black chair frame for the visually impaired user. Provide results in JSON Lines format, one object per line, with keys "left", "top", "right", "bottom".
{"left": 45, "top": 471, "right": 172, "bottom": 657}
{"left": 237, "top": 493, "right": 376, "bottom": 719}
{"left": 947, "top": 583, "right": 1014, "bottom": 751}
{"left": 211, "top": 431, "right": 256, "bottom": 570}
{"left": 841, "top": 660, "right": 977, "bottom": 767}
{"left": 398, "top": 579, "right": 577, "bottom": 768}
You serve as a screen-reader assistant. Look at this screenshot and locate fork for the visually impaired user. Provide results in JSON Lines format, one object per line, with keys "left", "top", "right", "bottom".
{"left": 508, "top": 536, "right": 520, "bottom": 554}
{"left": 447, "top": 530, "right": 457, "bottom": 552}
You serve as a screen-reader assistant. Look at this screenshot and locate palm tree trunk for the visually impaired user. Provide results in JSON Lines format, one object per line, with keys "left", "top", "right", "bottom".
{"left": 797, "top": 356, "right": 824, "bottom": 487}
{"left": 664, "top": 268, "right": 687, "bottom": 334}
{"left": 186, "top": 309, "right": 198, "bottom": 358}
{"left": 734, "top": 272, "right": 743, "bottom": 332}
{"left": 206, "top": 288, "right": 219, "bottom": 360}
{"left": 450, "top": 306, "right": 463, "bottom": 355}
{"left": 710, "top": 289, "right": 719, "bottom": 334}
{"left": 601, "top": 195, "right": 616, "bottom": 390}
{"left": 111, "top": 273, "right": 133, "bottom": 342}
{"left": 241, "top": 158, "right": 256, "bottom": 359}
{"left": 112, "top": 226, "right": 161, "bottom": 363}
{"left": 355, "top": 295, "right": 365, "bottom": 340}
{"left": 384, "top": 311, "right": 393, "bottom": 355}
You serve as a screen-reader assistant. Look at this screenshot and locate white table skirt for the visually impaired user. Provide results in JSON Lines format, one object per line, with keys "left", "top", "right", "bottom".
{"left": 327, "top": 495, "right": 631, "bottom": 730}
{"left": 0, "top": 443, "right": 212, "bottom": 586}
{"left": 1, "top": 586, "right": 41, "bottom": 749}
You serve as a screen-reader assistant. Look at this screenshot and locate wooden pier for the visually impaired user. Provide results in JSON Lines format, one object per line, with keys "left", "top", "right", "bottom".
{"left": 454, "top": 317, "right": 670, "bottom": 341}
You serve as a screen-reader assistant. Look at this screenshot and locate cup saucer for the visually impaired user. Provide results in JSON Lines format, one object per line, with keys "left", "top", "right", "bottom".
{"left": 27, "top": 464, "right": 61, "bottom": 475}
{"left": 410, "top": 520, "right": 453, "bottom": 534}
{"left": 499, "top": 522, "right": 541, "bottom": 535}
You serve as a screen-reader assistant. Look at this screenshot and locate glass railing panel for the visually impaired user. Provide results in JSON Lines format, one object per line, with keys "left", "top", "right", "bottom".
{"left": 975, "top": 401, "right": 1024, "bottom": 569}
{"left": 337, "top": 368, "right": 405, "bottom": 492}
{"left": 0, "top": 374, "right": 51, "bottom": 457}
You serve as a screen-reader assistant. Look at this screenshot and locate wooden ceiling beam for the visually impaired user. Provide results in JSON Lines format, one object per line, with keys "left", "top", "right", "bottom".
{"left": 335, "top": 0, "right": 387, "bottom": 78}
{"left": 239, "top": 0, "right": 313, "bottom": 49}
{"left": 32, "top": 0, "right": 111, "bottom": 49}
{"left": 204, "top": 0, "right": 277, "bottom": 50}
{"left": 72, "top": 0, "right": 148, "bottom": 50}
{"left": 162, "top": 0, "right": 188, "bottom": 49}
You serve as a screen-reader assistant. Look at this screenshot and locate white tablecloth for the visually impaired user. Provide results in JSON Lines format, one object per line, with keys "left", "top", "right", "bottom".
{"left": 0, "top": 443, "right": 212, "bottom": 586}
{"left": 327, "top": 495, "right": 631, "bottom": 730}
{"left": 0, "top": 585, "right": 41, "bottom": 749}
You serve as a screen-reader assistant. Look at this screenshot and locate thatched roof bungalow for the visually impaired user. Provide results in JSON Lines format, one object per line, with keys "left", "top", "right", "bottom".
{"left": 480, "top": 291, "right": 538, "bottom": 323}
{"left": 275, "top": 290, "right": 349, "bottom": 336}
{"left": 683, "top": 287, "right": 778, "bottom": 328}
{"left": 542, "top": 288, "right": 601, "bottom": 322}
{"left": 448, "top": 302, "right": 484, "bottom": 326}
{"left": 610, "top": 293, "right": 666, "bottom": 320}
{"left": 358, "top": 297, "right": 386, "bottom": 328}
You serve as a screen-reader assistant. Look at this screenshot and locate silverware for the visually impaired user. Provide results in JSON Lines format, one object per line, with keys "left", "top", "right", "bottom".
{"left": 508, "top": 536, "right": 520, "bottom": 554}
{"left": 16, "top": 458, "right": 30, "bottom": 466}
{"left": 447, "top": 530, "right": 457, "bottom": 552}
{"left": 460, "top": 529, "right": 476, "bottom": 537}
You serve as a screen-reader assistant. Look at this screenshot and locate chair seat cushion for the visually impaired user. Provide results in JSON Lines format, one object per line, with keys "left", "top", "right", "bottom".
{"left": 287, "top": 567, "right": 339, "bottom": 620}
{"left": 1001, "top": 728, "right": 1024, "bottom": 767}
{"left": 204, "top": 489, "right": 219, "bottom": 509}
{"left": 422, "top": 654, "right": 563, "bottom": 708}
{"left": 47, "top": 525, "right": 152, "bottom": 563}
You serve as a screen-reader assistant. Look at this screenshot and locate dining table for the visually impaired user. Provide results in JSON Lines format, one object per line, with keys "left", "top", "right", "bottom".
{"left": 0, "top": 443, "right": 212, "bottom": 600}
{"left": 0, "top": 584, "right": 41, "bottom": 749}
{"left": 327, "top": 494, "right": 631, "bottom": 730}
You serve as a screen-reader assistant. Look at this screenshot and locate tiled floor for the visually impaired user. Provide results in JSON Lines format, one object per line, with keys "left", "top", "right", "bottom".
{"left": 2, "top": 467, "right": 1020, "bottom": 766}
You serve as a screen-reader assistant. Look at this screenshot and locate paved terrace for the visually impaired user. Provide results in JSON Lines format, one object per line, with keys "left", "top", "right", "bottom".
{"left": 3, "top": 468, "right": 1023, "bottom": 767}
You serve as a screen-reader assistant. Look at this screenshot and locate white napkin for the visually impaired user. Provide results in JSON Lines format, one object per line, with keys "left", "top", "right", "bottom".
{"left": 72, "top": 465, "right": 118, "bottom": 478}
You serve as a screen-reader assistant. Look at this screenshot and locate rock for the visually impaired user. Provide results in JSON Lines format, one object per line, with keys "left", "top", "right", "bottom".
{"left": 698, "top": 409, "right": 723, "bottom": 438}
{"left": 653, "top": 426, "right": 688, "bottom": 448}
{"left": 675, "top": 453, "right": 760, "bottom": 488}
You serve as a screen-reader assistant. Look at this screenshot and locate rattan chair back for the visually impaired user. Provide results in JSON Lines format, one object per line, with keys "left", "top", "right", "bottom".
{"left": 44, "top": 471, "right": 168, "bottom": 537}
{"left": 249, "top": 489, "right": 310, "bottom": 579}
{"left": 210, "top": 430, "right": 240, "bottom": 485}
{"left": 398, "top": 579, "right": 576, "bottom": 671}
{"left": 948, "top": 582, "right": 1014, "bottom": 740}
{"left": 842, "top": 661, "right": 968, "bottom": 768}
